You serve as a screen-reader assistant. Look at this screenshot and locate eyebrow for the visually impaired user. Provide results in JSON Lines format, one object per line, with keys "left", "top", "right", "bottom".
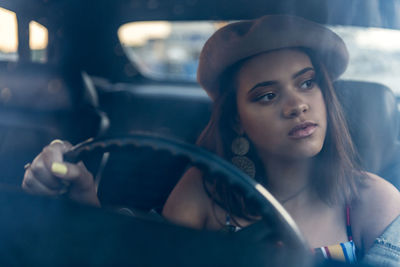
{"left": 247, "top": 67, "right": 315, "bottom": 94}
{"left": 292, "top": 67, "right": 315, "bottom": 79}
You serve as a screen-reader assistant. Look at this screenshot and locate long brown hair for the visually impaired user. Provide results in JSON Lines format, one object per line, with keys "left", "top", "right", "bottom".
{"left": 196, "top": 48, "right": 365, "bottom": 222}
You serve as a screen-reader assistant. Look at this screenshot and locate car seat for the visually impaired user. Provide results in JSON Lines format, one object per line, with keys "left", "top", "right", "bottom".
{"left": 334, "top": 80, "right": 400, "bottom": 189}
{"left": 97, "top": 79, "right": 400, "bottom": 210}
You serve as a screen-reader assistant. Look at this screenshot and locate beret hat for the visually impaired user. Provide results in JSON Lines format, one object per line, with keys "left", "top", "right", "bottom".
{"left": 197, "top": 15, "right": 349, "bottom": 100}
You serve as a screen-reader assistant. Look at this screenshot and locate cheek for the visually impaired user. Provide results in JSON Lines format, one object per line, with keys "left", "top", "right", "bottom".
{"left": 237, "top": 102, "right": 278, "bottom": 143}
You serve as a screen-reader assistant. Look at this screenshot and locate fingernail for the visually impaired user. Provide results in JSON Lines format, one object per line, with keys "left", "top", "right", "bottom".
{"left": 50, "top": 139, "right": 64, "bottom": 145}
{"left": 51, "top": 162, "right": 68, "bottom": 175}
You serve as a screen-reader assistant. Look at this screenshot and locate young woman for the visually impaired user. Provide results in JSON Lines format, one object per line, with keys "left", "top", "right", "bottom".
{"left": 22, "top": 15, "right": 400, "bottom": 264}
{"left": 161, "top": 15, "right": 400, "bottom": 263}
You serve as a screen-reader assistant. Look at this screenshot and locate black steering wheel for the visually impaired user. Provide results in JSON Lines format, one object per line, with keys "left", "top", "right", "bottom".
{"left": 0, "top": 133, "right": 313, "bottom": 266}
{"left": 64, "top": 134, "right": 308, "bottom": 247}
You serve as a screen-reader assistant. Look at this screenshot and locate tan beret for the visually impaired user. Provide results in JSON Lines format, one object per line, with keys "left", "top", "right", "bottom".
{"left": 197, "top": 15, "right": 349, "bottom": 100}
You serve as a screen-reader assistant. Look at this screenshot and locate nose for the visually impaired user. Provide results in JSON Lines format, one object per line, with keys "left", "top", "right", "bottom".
{"left": 282, "top": 93, "right": 309, "bottom": 118}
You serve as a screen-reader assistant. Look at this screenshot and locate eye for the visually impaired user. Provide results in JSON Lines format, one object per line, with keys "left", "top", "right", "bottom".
{"left": 256, "top": 92, "right": 276, "bottom": 102}
{"left": 300, "top": 79, "right": 315, "bottom": 90}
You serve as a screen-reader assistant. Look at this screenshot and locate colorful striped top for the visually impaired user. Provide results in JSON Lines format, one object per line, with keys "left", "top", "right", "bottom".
{"left": 224, "top": 206, "right": 357, "bottom": 264}
{"left": 313, "top": 206, "right": 357, "bottom": 264}
{"left": 314, "top": 240, "right": 357, "bottom": 263}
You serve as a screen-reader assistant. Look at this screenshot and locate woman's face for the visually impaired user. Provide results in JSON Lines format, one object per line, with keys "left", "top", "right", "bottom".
{"left": 235, "top": 49, "right": 327, "bottom": 162}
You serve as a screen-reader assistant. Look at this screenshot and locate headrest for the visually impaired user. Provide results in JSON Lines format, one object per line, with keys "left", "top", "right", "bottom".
{"left": 334, "top": 80, "right": 400, "bottom": 174}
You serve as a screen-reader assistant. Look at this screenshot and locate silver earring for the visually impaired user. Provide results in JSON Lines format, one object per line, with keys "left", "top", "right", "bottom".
{"left": 231, "top": 136, "right": 255, "bottom": 179}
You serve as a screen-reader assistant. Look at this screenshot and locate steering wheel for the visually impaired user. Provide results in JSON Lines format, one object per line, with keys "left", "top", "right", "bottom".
{"left": 64, "top": 133, "right": 309, "bottom": 249}
{"left": 0, "top": 132, "right": 315, "bottom": 265}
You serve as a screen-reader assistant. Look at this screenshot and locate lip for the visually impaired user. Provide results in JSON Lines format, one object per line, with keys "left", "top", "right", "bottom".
{"left": 288, "top": 121, "right": 318, "bottom": 139}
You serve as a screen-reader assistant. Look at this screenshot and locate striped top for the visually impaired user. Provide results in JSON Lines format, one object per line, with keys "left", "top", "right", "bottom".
{"left": 314, "top": 240, "right": 357, "bottom": 263}
{"left": 313, "top": 206, "right": 357, "bottom": 264}
{"left": 224, "top": 206, "right": 357, "bottom": 264}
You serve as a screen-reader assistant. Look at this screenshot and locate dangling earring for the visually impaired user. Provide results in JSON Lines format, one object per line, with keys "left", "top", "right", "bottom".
{"left": 231, "top": 136, "right": 256, "bottom": 179}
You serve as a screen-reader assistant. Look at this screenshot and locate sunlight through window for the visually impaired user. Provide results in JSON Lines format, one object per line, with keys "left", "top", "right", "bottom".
{"left": 0, "top": 7, "right": 18, "bottom": 61}
{"left": 30, "top": 21, "right": 48, "bottom": 62}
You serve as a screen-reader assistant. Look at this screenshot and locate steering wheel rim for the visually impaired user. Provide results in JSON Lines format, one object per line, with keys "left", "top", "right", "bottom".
{"left": 64, "top": 132, "right": 309, "bottom": 251}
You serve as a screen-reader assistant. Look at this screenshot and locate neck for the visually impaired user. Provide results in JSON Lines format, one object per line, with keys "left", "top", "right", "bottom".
{"left": 261, "top": 155, "right": 314, "bottom": 204}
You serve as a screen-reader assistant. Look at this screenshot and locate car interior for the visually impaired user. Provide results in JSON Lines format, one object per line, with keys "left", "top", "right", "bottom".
{"left": 0, "top": 0, "right": 399, "bottom": 265}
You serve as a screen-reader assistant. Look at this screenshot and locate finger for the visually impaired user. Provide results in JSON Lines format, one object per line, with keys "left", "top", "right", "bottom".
{"left": 41, "top": 140, "right": 72, "bottom": 167}
{"left": 39, "top": 141, "right": 73, "bottom": 179}
{"left": 50, "top": 161, "right": 94, "bottom": 191}
{"left": 50, "top": 161, "right": 91, "bottom": 181}
{"left": 30, "top": 155, "right": 65, "bottom": 190}
{"left": 49, "top": 139, "right": 73, "bottom": 150}
{"left": 22, "top": 169, "right": 61, "bottom": 196}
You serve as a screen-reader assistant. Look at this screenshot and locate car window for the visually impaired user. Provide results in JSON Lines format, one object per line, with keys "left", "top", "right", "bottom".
{"left": 331, "top": 26, "right": 400, "bottom": 95}
{"left": 119, "top": 21, "right": 400, "bottom": 95}
{"left": 0, "top": 7, "right": 18, "bottom": 61}
{"left": 29, "top": 21, "right": 48, "bottom": 63}
{"left": 0, "top": 7, "right": 48, "bottom": 63}
{"left": 118, "top": 21, "right": 221, "bottom": 81}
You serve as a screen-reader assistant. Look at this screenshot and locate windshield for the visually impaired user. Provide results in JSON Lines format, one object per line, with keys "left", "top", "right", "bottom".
{"left": 119, "top": 21, "right": 400, "bottom": 94}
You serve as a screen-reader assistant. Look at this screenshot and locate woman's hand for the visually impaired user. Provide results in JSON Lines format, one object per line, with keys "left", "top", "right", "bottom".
{"left": 22, "top": 140, "right": 100, "bottom": 207}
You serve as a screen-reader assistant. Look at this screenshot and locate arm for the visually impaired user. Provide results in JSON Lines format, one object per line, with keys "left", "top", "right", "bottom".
{"left": 352, "top": 172, "right": 400, "bottom": 254}
{"left": 162, "top": 167, "right": 211, "bottom": 229}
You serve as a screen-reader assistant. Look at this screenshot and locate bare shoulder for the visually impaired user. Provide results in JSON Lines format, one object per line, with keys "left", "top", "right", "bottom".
{"left": 355, "top": 172, "right": 400, "bottom": 218}
{"left": 352, "top": 172, "right": 400, "bottom": 251}
{"left": 162, "top": 167, "right": 212, "bottom": 229}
